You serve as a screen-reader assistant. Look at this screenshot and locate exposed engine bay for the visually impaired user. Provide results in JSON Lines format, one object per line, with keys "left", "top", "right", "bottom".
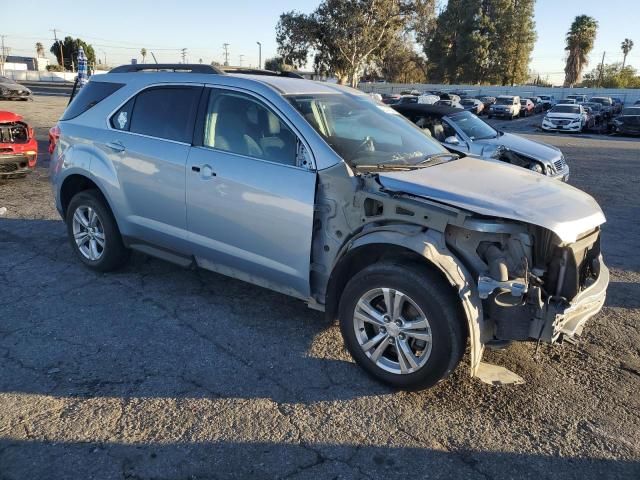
{"left": 446, "top": 222, "right": 603, "bottom": 344}
{"left": 493, "top": 146, "right": 546, "bottom": 174}
{"left": 0, "top": 121, "right": 30, "bottom": 144}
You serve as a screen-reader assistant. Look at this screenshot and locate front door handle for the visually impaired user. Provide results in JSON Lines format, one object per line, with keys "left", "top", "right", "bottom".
{"left": 106, "top": 141, "right": 126, "bottom": 153}
{"left": 200, "top": 164, "right": 216, "bottom": 178}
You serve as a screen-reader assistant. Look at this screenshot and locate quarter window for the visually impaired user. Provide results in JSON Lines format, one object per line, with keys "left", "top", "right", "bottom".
{"left": 118, "top": 86, "right": 201, "bottom": 143}
{"left": 203, "top": 90, "right": 298, "bottom": 166}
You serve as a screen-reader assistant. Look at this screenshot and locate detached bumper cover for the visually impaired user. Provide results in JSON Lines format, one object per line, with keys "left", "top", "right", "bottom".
{"left": 552, "top": 256, "right": 609, "bottom": 341}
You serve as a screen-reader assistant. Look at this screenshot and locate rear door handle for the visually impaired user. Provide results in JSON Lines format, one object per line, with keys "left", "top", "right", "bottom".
{"left": 106, "top": 141, "right": 126, "bottom": 153}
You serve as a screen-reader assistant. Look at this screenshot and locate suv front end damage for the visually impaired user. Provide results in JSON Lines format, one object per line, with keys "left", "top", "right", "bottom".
{"left": 447, "top": 222, "right": 608, "bottom": 348}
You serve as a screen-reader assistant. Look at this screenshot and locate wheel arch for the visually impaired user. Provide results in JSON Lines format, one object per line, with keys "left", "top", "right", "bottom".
{"left": 325, "top": 226, "right": 485, "bottom": 376}
{"left": 59, "top": 174, "right": 115, "bottom": 221}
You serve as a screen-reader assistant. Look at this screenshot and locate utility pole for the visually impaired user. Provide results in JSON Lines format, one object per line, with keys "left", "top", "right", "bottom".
{"left": 256, "top": 41, "right": 262, "bottom": 69}
{"left": 239, "top": 54, "right": 244, "bottom": 67}
{"left": 597, "top": 51, "right": 606, "bottom": 88}
{"left": 0, "top": 35, "right": 6, "bottom": 76}
{"left": 222, "top": 43, "right": 230, "bottom": 66}
{"left": 180, "top": 48, "right": 187, "bottom": 64}
{"left": 51, "top": 28, "right": 64, "bottom": 70}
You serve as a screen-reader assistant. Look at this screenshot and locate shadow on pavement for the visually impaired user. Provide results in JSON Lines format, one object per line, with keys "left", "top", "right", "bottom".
{"left": 0, "top": 439, "right": 638, "bottom": 480}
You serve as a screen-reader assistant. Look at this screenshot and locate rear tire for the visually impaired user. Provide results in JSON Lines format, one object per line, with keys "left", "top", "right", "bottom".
{"left": 338, "top": 262, "right": 465, "bottom": 390}
{"left": 66, "top": 190, "right": 129, "bottom": 272}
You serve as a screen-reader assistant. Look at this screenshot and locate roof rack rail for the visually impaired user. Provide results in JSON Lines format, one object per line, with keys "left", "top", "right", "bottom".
{"left": 221, "top": 67, "right": 304, "bottom": 79}
{"left": 109, "top": 64, "right": 224, "bottom": 74}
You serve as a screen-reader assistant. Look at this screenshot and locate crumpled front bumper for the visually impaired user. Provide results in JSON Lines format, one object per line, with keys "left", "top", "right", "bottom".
{"left": 0, "top": 153, "right": 37, "bottom": 177}
{"left": 550, "top": 256, "right": 609, "bottom": 341}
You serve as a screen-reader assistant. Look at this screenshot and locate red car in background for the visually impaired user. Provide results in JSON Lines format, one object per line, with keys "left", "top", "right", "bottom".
{"left": 0, "top": 111, "right": 38, "bottom": 178}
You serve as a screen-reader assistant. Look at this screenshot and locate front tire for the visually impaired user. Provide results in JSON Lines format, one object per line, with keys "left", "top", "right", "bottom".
{"left": 338, "top": 262, "right": 465, "bottom": 390}
{"left": 66, "top": 190, "right": 129, "bottom": 271}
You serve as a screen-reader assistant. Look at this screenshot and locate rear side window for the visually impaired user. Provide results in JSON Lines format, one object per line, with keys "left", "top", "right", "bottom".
{"left": 61, "top": 81, "right": 124, "bottom": 120}
{"left": 127, "top": 87, "right": 202, "bottom": 143}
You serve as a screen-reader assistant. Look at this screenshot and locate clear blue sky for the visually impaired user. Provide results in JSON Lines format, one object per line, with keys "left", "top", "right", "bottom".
{"left": 3, "top": 0, "right": 639, "bottom": 84}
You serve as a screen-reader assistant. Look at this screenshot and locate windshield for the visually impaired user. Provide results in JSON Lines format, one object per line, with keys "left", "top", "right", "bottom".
{"left": 551, "top": 105, "right": 580, "bottom": 114}
{"left": 460, "top": 99, "right": 476, "bottom": 105}
{"left": 495, "top": 97, "right": 514, "bottom": 105}
{"left": 447, "top": 111, "right": 497, "bottom": 140}
{"left": 590, "top": 98, "right": 611, "bottom": 105}
{"left": 287, "top": 93, "right": 449, "bottom": 168}
{"left": 584, "top": 103, "right": 601, "bottom": 110}
{"left": 623, "top": 108, "right": 640, "bottom": 115}
{"left": 0, "top": 76, "right": 17, "bottom": 84}
{"left": 539, "top": 96, "right": 551, "bottom": 100}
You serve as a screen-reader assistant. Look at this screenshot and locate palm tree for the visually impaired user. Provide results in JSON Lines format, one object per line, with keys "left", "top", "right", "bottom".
{"left": 621, "top": 38, "right": 634, "bottom": 69}
{"left": 35, "top": 42, "right": 45, "bottom": 58}
{"left": 563, "top": 15, "right": 598, "bottom": 87}
{"left": 140, "top": 48, "right": 147, "bottom": 64}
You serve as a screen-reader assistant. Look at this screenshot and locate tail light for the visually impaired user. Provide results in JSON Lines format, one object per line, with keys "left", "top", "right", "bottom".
{"left": 48, "top": 124, "right": 60, "bottom": 155}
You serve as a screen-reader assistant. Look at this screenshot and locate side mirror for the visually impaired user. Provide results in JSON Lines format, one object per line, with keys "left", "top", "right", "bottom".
{"left": 444, "top": 136, "right": 460, "bottom": 145}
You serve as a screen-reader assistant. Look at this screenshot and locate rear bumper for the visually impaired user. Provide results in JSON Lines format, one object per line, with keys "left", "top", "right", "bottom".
{"left": 0, "top": 153, "right": 37, "bottom": 177}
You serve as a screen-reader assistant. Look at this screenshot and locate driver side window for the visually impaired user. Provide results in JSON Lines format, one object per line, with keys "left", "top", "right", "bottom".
{"left": 204, "top": 90, "right": 298, "bottom": 166}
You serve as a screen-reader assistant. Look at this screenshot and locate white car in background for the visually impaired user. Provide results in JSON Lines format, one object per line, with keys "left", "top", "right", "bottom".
{"left": 542, "top": 104, "right": 587, "bottom": 132}
{"left": 488, "top": 95, "right": 521, "bottom": 119}
{"left": 418, "top": 94, "right": 440, "bottom": 105}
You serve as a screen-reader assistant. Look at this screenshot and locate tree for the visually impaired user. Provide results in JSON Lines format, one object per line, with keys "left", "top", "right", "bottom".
{"left": 582, "top": 62, "right": 640, "bottom": 89}
{"left": 621, "top": 38, "right": 634, "bottom": 69}
{"left": 424, "top": 0, "right": 535, "bottom": 86}
{"left": 50, "top": 36, "right": 96, "bottom": 71}
{"left": 264, "top": 56, "right": 291, "bottom": 72}
{"left": 377, "top": 34, "right": 428, "bottom": 83}
{"left": 563, "top": 15, "right": 598, "bottom": 87}
{"left": 140, "top": 48, "right": 147, "bottom": 63}
{"left": 276, "top": 0, "right": 435, "bottom": 87}
{"left": 35, "top": 42, "right": 45, "bottom": 58}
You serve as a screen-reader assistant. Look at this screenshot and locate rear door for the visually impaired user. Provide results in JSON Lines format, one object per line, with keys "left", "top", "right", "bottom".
{"left": 106, "top": 85, "right": 203, "bottom": 253}
{"left": 185, "top": 87, "right": 317, "bottom": 298}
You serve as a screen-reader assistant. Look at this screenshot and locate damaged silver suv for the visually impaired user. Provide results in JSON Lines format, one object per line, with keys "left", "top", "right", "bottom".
{"left": 50, "top": 65, "right": 609, "bottom": 389}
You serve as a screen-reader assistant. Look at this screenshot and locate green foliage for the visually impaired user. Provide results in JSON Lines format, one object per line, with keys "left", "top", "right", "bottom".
{"left": 424, "top": 0, "right": 536, "bottom": 85}
{"left": 563, "top": 15, "right": 598, "bottom": 87}
{"left": 275, "top": 0, "right": 435, "bottom": 86}
{"left": 376, "top": 34, "right": 429, "bottom": 83}
{"left": 581, "top": 63, "right": 640, "bottom": 89}
{"left": 264, "top": 56, "right": 291, "bottom": 72}
{"left": 50, "top": 36, "right": 96, "bottom": 71}
{"left": 46, "top": 64, "right": 65, "bottom": 72}
{"left": 621, "top": 38, "right": 634, "bottom": 69}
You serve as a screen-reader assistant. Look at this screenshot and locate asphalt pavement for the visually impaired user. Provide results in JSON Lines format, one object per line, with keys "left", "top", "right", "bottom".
{"left": 1, "top": 96, "right": 639, "bottom": 480}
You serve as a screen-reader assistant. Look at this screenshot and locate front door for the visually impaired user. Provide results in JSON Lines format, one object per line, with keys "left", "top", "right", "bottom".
{"left": 186, "top": 88, "right": 316, "bottom": 298}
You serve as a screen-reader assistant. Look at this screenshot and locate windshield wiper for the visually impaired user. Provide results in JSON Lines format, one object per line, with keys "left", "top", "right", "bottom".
{"left": 353, "top": 164, "right": 430, "bottom": 171}
{"left": 419, "top": 152, "right": 459, "bottom": 164}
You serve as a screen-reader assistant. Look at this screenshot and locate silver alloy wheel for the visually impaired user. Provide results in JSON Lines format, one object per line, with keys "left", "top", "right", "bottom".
{"left": 72, "top": 206, "right": 106, "bottom": 261}
{"left": 353, "top": 288, "right": 433, "bottom": 375}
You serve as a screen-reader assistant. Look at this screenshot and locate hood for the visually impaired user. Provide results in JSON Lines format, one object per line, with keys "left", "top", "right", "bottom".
{"left": 0, "top": 80, "right": 30, "bottom": 90}
{"left": 478, "top": 132, "right": 561, "bottom": 164}
{"left": 547, "top": 112, "right": 581, "bottom": 120}
{"left": 377, "top": 157, "right": 605, "bottom": 243}
{"left": 0, "top": 111, "right": 24, "bottom": 123}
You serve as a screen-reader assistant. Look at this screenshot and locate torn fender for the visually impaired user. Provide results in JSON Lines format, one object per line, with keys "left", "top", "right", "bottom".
{"left": 345, "top": 226, "right": 486, "bottom": 376}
